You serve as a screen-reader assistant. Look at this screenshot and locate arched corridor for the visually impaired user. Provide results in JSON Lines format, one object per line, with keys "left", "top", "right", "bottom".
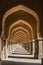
{"left": 0, "top": 1, "right": 43, "bottom": 65}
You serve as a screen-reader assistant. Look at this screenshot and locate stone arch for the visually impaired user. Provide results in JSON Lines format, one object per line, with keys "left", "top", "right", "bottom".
{"left": 12, "top": 31, "right": 27, "bottom": 43}
{"left": 2, "top": 5, "right": 40, "bottom": 38}
{"left": 8, "top": 20, "right": 33, "bottom": 40}
{"left": 8, "top": 27, "right": 32, "bottom": 42}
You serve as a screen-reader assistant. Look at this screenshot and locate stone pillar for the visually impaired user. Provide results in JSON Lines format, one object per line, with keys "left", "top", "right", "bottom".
{"left": 27, "top": 42, "right": 28, "bottom": 51}
{"left": 27, "top": 42, "right": 29, "bottom": 52}
{"left": 6, "top": 39, "right": 8, "bottom": 59}
{"left": 3, "top": 39, "right": 6, "bottom": 59}
{"left": 8, "top": 41, "right": 11, "bottom": 54}
{"left": 38, "top": 38, "right": 43, "bottom": 59}
{"left": 29, "top": 41, "right": 32, "bottom": 54}
{"left": 10, "top": 42, "right": 13, "bottom": 53}
{"left": 42, "top": 39, "right": 43, "bottom": 54}
{"left": 30, "top": 41, "right": 32, "bottom": 54}
{"left": 1, "top": 37, "right": 6, "bottom": 60}
{"left": 34, "top": 39, "right": 39, "bottom": 59}
{"left": 8, "top": 41, "right": 10, "bottom": 54}
{"left": 37, "top": 33, "right": 43, "bottom": 59}
{"left": 11, "top": 43, "right": 13, "bottom": 53}
{"left": 32, "top": 40, "right": 35, "bottom": 55}
{"left": 12, "top": 43, "right": 14, "bottom": 52}
{"left": 1, "top": 37, "right": 4, "bottom": 60}
{"left": 0, "top": 38, "right": 1, "bottom": 60}
{"left": 8, "top": 41, "right": 12, "bottom": 54}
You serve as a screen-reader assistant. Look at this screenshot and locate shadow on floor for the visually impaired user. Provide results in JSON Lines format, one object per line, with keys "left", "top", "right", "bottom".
{"left": 1, "top": 60, "right": 41, "bottom": 65}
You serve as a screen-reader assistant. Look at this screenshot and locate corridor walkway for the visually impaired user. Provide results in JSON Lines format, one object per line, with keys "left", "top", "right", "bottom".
{"left": 1, "top": 60, "right": 41, "bottom": 65}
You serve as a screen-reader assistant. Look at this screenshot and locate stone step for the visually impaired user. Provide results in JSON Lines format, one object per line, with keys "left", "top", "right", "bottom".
{"left": 3, "top": 58, "right": 41, "bottom": 64}
{"left": 8, "top": 54, "right": 34, "bottom": 59}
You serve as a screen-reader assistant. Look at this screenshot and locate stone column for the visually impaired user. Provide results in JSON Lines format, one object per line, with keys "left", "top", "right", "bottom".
{"left": 29, "top": 41, "right": 32, "bottom": 54}
{"left": 34, "top": 39, "right": 39, "bottom": 59}
{"left": 1, "top": 37, "right": 6, "bottom": 60}
{"left": 0, "top": 38, "right": 1, "bottom": 60}
{"left": 27, "top": 42, "right": 29, "bottom": 52}
{"left": 37, "top": 33, "right": 43, "bottom": 59}
{"left": 8, "top": 41, "right": 10, "bottom": 54}
{"left": 38, "top": 38, "right": 43, "bottom": 59}
{"left": 32, "top": 40, "right": 35, "bottom": 55}
{"left": 6, "top": 39, "right": 8, "bottom": 59}
{"left": 9, "top": 41, "right": 12, "bottom": 54}
{"left": 8, "top": 41, "right": 11, "bottom": 54}
{"left": 11, "top": 43, "right": 13, "bottom": 53}
{"left": 3, "top": 39, "right": 6, "bottom": 59}
{"left": 10, "top": 42, "right": 13, "bottom": 53}
{"left": 1, "top": 37, "right": 4, "bottom": 60}
{"left": 42, "top": 39, "right": 43, "bottom": 54}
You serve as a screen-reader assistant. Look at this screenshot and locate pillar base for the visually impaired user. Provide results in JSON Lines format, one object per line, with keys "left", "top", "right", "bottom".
{"left": 34, "top": 52, "right": 38, "bottom": 59}
{"left": 38, "top": 53, "right": 43, "bottom": 59}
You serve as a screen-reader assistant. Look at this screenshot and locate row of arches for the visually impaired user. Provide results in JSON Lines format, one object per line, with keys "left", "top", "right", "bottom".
{"left": 1, "top": 5, "right": 41, "bottom": 60}
{"left": 8, "top": 20, "right": 33, "bottom": 43}
{"left": 1, "top": 5, "right": 40, "bottom": 41}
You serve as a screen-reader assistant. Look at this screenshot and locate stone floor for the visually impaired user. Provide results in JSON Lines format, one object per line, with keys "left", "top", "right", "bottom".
{"left": 1, "top": 61, "right": 41, "bottom": 65}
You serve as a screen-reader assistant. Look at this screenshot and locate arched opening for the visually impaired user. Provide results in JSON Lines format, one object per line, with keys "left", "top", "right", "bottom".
{"left": 1, "top": 5, "right": 40, "bottom": 60}
{"left": 8, "top": 20, "right": 33, "bottom": 41}
{"left": 2, "top": 5, "right": 39, "bottom": 39}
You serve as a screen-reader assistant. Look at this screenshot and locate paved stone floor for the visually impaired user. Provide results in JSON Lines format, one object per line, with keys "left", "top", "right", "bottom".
{"left": 1, "top": 61, "right": 41, "bottom": 65}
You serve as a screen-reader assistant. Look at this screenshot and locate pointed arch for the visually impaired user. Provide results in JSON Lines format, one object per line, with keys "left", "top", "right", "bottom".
{"left": 8, "top": 27, "right": 32, "bottom": 41}
{"left": 12, "top": 31, "right": 28, "bottom": 43}
{"left": 8, "top": 20, "right": 33, "bottom": 37}
{"left": 8, "top": 20, "right": 34, "bottom": 40}
{"left": 2, "top": 5, "right": 40, "bottom": 37}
